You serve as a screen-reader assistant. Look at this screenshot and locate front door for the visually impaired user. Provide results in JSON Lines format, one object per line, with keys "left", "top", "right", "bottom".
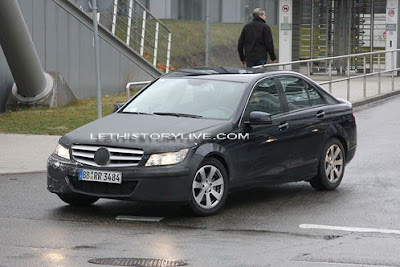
{"left": 229, "top": 78, "right": 292, "bottom": 185}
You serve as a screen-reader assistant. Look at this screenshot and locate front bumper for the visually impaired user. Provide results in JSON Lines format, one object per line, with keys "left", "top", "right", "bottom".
{"left": 47, "top": 153, "right": 201, "bottom": 202}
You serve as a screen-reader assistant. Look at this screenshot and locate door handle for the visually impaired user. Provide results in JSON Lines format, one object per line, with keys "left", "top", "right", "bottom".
{"left": 278, "top": 122, "right": 289, "bottom": 131}
{"left": 316, "top": 110, "right": 325, "bottom": 118}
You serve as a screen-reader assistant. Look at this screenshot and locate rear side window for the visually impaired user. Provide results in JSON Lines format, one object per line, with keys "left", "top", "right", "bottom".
{"left": 306, "top": 84, "right": 324, "bottom": 106}
{"left": 279, "top": 77, "right": 311, "bottom": 111}
{"left": 279, "top": 77, "right": 326, "bottom": 111}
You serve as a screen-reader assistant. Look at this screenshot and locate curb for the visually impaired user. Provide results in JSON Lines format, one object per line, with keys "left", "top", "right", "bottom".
{"left": 0, "top": 170, "right": 46, "bottom": 176}
{"left": 352, "top": 89, "right": 400, "bottom": 109}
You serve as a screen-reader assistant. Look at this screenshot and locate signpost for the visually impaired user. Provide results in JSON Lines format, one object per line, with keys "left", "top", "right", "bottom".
{"left": 279, "top": 0, "right": 293, "bottom": 68}
{"left": 76, "top": 0, "right": 113, "bottom": 119}
{"left": 386, "top": 0, "right": 400, "bottom": 73}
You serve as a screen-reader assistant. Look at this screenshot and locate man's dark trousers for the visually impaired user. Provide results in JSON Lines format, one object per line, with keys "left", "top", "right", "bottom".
{"left": 246, "top": 59, "right": 267, "bottom": 67}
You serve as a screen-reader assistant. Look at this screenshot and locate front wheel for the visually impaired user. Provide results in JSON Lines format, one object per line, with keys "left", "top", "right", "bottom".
{"left": 189, "top": 158, "right": 229, "bottom": 216}
{"left": 310, "top": 138, "right": 345, "bottom": 190}
{"left": 57, "top": 193, "right": 99, "bottom": 206}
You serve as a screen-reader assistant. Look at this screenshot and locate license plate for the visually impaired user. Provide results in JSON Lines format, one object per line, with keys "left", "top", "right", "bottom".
{"left": 78, "top": 169, "right": 122, "bottom": 184}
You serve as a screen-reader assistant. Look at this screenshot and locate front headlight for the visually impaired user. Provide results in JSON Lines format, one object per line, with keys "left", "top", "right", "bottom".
{"left": 145, "top": 148, "right": 189, "bottom": 166}
{"left": 55, "top": 143, "right": 70, "bottom": 160}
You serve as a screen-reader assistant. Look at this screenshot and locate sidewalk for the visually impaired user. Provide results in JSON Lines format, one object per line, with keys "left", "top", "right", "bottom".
{"left": 0, "top": 133, "right": 60, "bottom": 174}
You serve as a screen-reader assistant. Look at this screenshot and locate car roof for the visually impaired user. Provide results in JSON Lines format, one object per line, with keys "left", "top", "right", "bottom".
{"left": 163, "top": 67, "right": 281, "bottom": 83}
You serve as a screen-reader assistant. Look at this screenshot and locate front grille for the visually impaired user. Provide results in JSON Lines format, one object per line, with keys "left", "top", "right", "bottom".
{"left": 71, "top": 145, "right": 144, "bottom": 167}
{"left": 70, "top": 178, "right": 138, "bottom": 196}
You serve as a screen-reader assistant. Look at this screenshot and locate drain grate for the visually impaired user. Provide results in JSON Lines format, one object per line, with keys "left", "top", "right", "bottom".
{"left": 88, "top": 258, "right": 187, "bottom": 267}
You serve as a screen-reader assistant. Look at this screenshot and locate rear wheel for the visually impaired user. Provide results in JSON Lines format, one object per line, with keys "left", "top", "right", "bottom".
{"left": 189, "top": 158, "right": 228, "bottom": 216}
{"left": 57, "top": 194, "right": 99, "bottom": 206}
{"left": 310, "top": 138, "right": 345, "bottom": 190}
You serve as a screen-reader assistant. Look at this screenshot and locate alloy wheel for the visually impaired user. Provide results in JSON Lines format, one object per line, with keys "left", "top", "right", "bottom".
{"left": 324, "top": 144, "right": 344, "bottom": 183}
{"left": 192, "top": 165, "right": 224, "bottom": 209}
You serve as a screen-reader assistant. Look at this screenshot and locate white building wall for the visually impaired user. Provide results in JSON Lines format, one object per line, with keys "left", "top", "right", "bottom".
{"left": 146, "top": 0, "right": 277, "bottom": 24}
{"left": 149, "top": 0, "right": 172, "bottom": 19}
{"left": 221, "top": 0, "right": 242, "bottom": 23}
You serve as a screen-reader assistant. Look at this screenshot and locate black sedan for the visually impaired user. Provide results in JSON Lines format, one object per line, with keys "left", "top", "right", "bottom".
{"left": 47, "top": 67, "right": 357, "bottom": 216}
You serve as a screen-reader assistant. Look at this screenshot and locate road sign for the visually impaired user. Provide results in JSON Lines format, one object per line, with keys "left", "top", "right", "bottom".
{"left": 282, "top": 5, "right": 289, "bottom": 12}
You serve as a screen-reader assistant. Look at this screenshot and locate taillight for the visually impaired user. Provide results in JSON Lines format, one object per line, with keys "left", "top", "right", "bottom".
{"left": 352, "top": 111, "right": 356, "bottom": 121}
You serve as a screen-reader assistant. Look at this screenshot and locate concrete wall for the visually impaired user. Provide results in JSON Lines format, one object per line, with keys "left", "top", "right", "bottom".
{"left": 0, "top": 0, "right": 161, "bottom": 112}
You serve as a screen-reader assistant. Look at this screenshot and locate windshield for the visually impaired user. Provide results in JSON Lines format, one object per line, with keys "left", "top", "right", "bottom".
{"left": 122, "top": 78, "right": 248, "bottom": 120}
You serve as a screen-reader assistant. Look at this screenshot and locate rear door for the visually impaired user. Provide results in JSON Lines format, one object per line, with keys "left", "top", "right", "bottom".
{"left": 277, "top": 76, "right": 329, "bottom": 180}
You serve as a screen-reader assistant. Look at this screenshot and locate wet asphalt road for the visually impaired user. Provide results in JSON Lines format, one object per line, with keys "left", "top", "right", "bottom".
{"left": 1, "top": 96, "right": 400, "bottom": 266}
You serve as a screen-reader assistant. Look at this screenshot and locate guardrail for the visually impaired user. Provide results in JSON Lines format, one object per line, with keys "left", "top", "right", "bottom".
{"left": 255, "top": 49, "right": 400, "bottom": 101}
{"left": 73, "top": 0, "right": 172, "bottom": 73}
{"left": 124, "top": 49, "right": 400, "bottom": 102}
{"left": 125, "top": 81, "right": 151, "bottom": 100}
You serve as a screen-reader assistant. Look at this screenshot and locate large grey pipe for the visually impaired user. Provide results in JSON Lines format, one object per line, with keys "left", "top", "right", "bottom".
{"left": 0, "top": 0, "right": 47, "bottom": 97}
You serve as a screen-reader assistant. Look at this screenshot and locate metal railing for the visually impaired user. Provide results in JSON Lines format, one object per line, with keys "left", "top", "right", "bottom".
{"left": 73, "top": 0, "right": 172, "bottom": 73}
{"left": 255, "top": 49, "right": 400, "bottom": 101}
{"left": 125, "top": 81, "right": 151, "bottom": 100}
{"left": 123, "top": 50, "right": 400, "bottom": 102}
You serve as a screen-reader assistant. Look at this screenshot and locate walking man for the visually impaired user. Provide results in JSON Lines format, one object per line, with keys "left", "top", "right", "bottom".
{"left": 238, "top": 8, "right": 277, "bottom": 67}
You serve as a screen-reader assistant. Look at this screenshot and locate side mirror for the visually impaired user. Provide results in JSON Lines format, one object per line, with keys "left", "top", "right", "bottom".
{"left": 248, "top": 111, "right": 272, "bottom": 125}
{"left": 113, "top": 103, "right": 125, "bottom": 113}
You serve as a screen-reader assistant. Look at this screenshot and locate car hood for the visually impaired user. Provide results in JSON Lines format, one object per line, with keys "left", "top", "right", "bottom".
{"left": 59, "top": 113, "right": 233, "bottom": 153}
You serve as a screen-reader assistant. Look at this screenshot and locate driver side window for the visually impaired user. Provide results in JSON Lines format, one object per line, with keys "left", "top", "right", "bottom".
{"left": 246, "top": 78, "right": 282, "bottom": 116}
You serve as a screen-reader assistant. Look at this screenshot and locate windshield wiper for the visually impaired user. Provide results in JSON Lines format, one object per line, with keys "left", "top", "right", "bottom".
{"left": 122, "top": 111, "right": 151, "bottom": 115}
{"left": 153, "top": 112, "right": 203, "bottom": 118}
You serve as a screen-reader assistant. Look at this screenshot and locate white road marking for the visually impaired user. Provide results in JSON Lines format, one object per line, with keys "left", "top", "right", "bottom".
{"left": 116, "top": 215, "right": 164, "bottom": 222}
{"left": 291, "top": 260, "right": 385, "bottom": 266}
{"left": 299, "top": 224, "right": 400, "bottom": 235}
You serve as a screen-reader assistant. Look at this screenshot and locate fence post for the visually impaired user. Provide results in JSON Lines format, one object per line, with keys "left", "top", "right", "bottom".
{"left": 126, "top": 84, "right": 131, "bottom": 100}
{"left": 378, "top": 53, "right": 381, "bottom": 94}
{"left": 363, "top": 56, "right": 366, "bottom": 98}
{"left": 166, "top": 32, "right": 172, "bottom": 73}
{"left": 153, "top": 21, "right": 159, "bottom": 66}
{"left": 392, "top": 51, "right": 395, "bottom": 91}
{"left": 140, "top": 10, "right": 147, "bottom": 56}
{"left": 347, "top": 57, "right": 350, "bottom": 101}
{"left": 126, "top": 0, "right": 133, "bottom": 45}
{"left": 111, "top": 0, "right": 118, "bottom": 35}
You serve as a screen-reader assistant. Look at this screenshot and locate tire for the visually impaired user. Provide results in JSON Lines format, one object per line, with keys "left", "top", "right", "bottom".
{"left": 58, "top": 194, "right": 99, "bottom": 206}
{"left": 310, "top": 138, "right": 345, "bottom": 190}
{"left": 188, "top": 158, "right": 229, "bottom": 216}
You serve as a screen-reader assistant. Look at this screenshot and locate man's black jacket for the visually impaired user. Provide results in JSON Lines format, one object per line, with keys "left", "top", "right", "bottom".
{"left": 238, "top": 17, "right": 276, "bottom": 62}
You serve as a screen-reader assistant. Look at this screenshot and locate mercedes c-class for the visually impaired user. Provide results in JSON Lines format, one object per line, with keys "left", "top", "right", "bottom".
{"left": 47, "top": 67, "right": 357, "bottom": 216}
